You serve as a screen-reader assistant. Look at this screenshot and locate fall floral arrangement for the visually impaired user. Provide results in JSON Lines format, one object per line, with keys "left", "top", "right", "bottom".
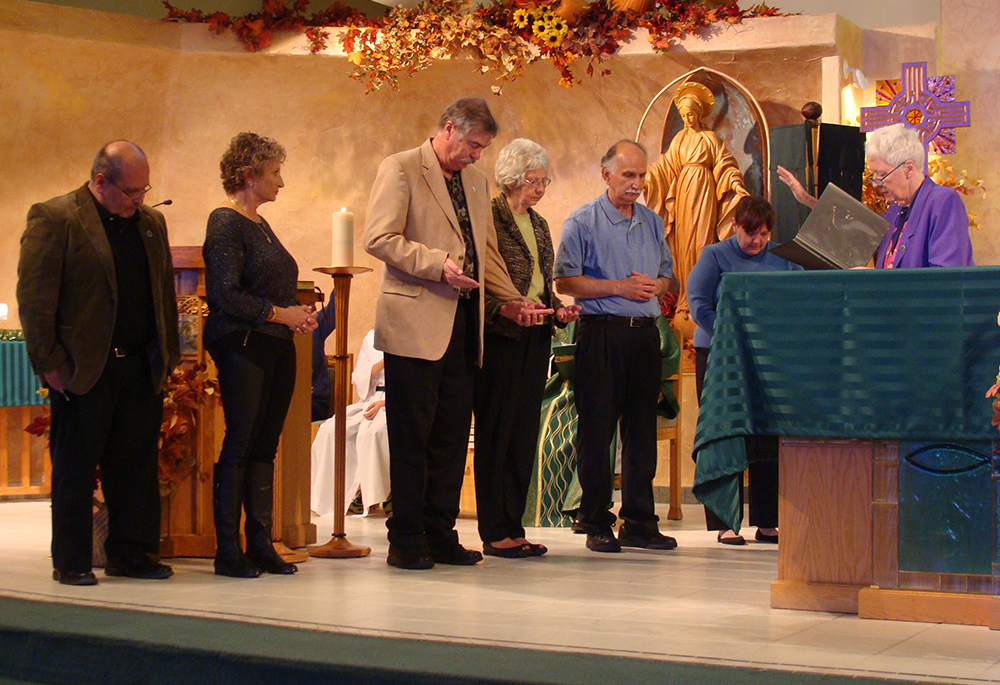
{"left": 928, "top": 158, "right": 987, "bottom": 229}
{"left": 862, "top": 158, "right": 988, "bottom": 228}
{"left": 158, "top": 362, "right": 219, "bottom": 495}
{"left": 164, "top": 0, "right": 783, "bottom": 92}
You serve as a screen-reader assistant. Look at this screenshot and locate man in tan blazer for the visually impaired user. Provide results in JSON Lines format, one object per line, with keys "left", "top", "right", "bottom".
{"left": 18, "top": 141, "right": 180, "bottom": 585}
{"left": 365, "top": 98, "right": 548, "bottom": 569}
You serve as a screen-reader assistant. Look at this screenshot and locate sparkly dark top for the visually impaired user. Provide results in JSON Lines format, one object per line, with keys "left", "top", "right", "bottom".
{"left": 203, "top": 207, "right": 298, "bottom": 346}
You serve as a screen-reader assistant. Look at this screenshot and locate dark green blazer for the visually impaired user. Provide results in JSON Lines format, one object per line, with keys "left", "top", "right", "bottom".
{"left": 17, "top": 184, "right": 180, "bottom": 395}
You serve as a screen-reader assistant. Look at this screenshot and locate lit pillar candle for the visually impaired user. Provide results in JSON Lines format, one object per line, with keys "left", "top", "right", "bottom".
{"left": 331, "top": 208, "right": 354, "bottom": 267}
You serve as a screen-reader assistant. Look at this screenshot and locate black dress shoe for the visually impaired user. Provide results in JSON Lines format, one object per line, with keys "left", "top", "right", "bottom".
{"left": 618, "top": 522, "right": 677, "bottom": 550}
{"left": 386, "top": 544, "right": 435, "bottom": 570}
{"left": 53, "top": 570, "right": 98, "bottom": 586}
{"left": 483, "top": 542, "right": 530, "bottom": 559}
{"left": 105, "top": 559, "right": 174, "bottom": 580}
{"left": 755, "top": 529, "right": 779, "bottom": 544}
{"left": 585, "top": 530, "right": 621, "bottom": 553}
{"left": 571, "top": 519, "right": 586, "bottom": 534}
{"left": 430, "top": 544, "right": 483, "bottom": 566}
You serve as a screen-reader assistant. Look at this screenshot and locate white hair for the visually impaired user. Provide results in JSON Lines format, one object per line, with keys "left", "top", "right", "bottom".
{"left": 494, "top": 138, "right": 551, "bottom": 195}
{"left": 866, "top": 123, "right": 926, "bottom": 170}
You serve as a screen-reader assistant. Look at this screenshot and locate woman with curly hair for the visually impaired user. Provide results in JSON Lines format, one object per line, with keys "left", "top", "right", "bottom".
{"left": 204, "top": 132, "right": 317, "bottom": 577}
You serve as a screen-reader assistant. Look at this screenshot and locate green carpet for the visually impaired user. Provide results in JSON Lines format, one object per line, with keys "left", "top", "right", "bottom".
{"left": 0, "top": 596, "right": 946, "bottom": 684}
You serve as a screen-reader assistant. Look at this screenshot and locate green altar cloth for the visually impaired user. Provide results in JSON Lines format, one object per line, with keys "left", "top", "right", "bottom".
{"left": 692, "top": 267, "right": 1000, "bottom": 533}
{"left": 1, "top": 338, "right": 46, "bottom": 407}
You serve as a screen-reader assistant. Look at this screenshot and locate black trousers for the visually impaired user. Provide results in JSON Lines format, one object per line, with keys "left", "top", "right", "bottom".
{"left": 473, "top": 325, "right": 550, "bottom": 543}
{"left": 49, "top": 352, "right": 162, "bottom": 574}
{"left": 574, "top": 317, "right": 661, "bottom": 532}
{"left": 210, "top": 331, "right": 297, "bottom": 470}
{"left": 384, "top": 297, "right": 478, "bottom": 553}
{"left": 695, "top": 346, "right": 779, "bottom": 530}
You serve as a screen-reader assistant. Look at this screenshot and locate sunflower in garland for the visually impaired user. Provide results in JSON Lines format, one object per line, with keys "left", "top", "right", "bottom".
{"left": 548, "top": 17, "right": 569, "bottom": 36}
{"left": 512, "top": 8, "right": 530, "bottom": 29}
{"left": 542, "top": 30, "right": 564, "bottom": 48}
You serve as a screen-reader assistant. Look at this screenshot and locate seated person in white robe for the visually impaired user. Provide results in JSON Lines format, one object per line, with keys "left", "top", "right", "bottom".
{"left": 310, "top": 329, "right": 390, "bottom": 516}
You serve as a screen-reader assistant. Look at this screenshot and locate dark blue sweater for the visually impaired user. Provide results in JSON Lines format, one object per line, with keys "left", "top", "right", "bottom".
{"left": 686, "top": 236, "right": 801, "bottom": 349}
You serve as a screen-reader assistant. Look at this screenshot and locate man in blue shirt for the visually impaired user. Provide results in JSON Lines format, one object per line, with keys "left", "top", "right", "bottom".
{"left": 554, "top": 140, "right": 676, "bottom": 553}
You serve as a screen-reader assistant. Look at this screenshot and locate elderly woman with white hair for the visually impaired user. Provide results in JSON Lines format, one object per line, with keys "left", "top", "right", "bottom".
{"left": 474, "top": 138, "right": 580, "bottom": 559}
{"left": 867, "top": 123, "right": 973, "bottom": 268}
{"left": 778, "top": 123, "right": 974, "bottom": 268}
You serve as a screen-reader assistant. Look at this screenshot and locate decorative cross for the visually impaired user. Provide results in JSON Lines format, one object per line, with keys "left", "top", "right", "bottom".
{"left": 860, "top": 62, "right": 971, "bottom": 171}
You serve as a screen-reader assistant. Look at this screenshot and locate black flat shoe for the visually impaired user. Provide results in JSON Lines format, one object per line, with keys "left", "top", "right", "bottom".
{"left": 755, "top": 529, "right": 779, "bottom": 544}
{"left": 387, "top": 544, "right": 435, "bottom": 570}
{"left": 53, "top": 570, "right": 98, "bottom": 586}
{"left": 524, "top": 542, "right": 548, "bottom": 557}
{"left": 717, "top": 531, "right": 746, "bottom": 546}
{"left": 483, "top": 542, "right": 530, "bottom": 559}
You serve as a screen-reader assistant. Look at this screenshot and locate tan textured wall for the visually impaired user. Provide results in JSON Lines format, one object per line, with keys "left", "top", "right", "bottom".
{"left": 942, "top": 0, "right": 1000, "bottom": 265}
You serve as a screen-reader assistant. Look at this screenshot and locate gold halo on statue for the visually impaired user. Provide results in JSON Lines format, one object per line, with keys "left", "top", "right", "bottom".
{"left": 673, "top": 82, "right": 715, "bottom": 117}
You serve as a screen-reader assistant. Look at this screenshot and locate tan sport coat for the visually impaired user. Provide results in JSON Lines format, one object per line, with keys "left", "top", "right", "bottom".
{"left": 17, "top": 184, "right": 180, "bottom": 395}
{"left": 363, "top": 139, "right": 520, "bottom": 364}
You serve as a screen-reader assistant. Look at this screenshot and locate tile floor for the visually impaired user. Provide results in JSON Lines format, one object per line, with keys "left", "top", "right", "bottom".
{"left": 2, "top": 500, "right": 1000, "bottom": 684}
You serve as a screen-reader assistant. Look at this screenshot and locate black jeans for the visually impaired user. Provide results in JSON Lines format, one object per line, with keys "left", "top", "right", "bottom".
{"left": 210, "top": 331, "right": 297, "bottom": 470}
{"left": 473, "top": 325, "right": 550, "bottom": 543}
{"left": 574, "top": 317, "right": 661, "bottom": 532}
{"left": 695, "top": 346, "right": 778, "bottom": 530}
{"left": 49, "top": 352, "right": 162, "bottom": 573}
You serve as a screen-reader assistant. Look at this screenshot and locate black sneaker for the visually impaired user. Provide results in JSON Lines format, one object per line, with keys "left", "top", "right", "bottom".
{"left": 585, "top": 529, "right": 622, "bottom": 553}
{"left": 618, "top": 522, "right": 677, "bottom": 550}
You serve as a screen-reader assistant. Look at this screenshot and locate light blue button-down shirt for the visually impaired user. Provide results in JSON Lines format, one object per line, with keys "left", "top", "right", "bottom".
{"left": 553, "top": 193, "right": 673, "bottom": 317}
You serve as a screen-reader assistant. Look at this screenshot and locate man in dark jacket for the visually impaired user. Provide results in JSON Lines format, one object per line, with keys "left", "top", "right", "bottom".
{"left": 17, "top": 140, "right": 180, "bottom": 585}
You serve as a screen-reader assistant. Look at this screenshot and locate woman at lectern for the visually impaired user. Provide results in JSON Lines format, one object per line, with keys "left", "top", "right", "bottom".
{"left": 866, "top": 124, "right": 973, "bottom": 269}
{"left": 687, "top": 196, "right": 801, "bottom": 545}
{"left": 203, "top": 132, "right": 318, "bottom": 577}
{"left": 778, "top": 124, "right": 973, "bottom": 269}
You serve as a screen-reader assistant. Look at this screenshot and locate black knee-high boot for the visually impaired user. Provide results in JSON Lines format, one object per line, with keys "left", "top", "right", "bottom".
{"left": 213, "top": 464, "right": 261, "bottom": 578}
{"left": 244, "top": 462, "right": 297, "bottom": 574}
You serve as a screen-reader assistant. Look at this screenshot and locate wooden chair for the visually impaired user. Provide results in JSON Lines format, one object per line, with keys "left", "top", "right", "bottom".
{"left": 657, "top": 326, "right": 684, "bottom": 520}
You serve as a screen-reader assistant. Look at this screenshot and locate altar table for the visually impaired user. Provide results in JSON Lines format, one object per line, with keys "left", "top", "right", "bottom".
{"left": 691, "top": 266, "right": 1000, "bottom": 627}
{"left": 1, "top": 338, "right": 49, "bottom": 498}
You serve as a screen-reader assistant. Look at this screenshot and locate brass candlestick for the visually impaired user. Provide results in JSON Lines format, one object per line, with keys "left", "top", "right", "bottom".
{"left": 308, "top": 266, "right": 372, "bottom": 559}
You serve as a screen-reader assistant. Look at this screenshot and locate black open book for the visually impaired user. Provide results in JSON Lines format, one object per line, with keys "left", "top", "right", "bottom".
{"left": 771, "top": 183, "right": 888, "bottom": 270}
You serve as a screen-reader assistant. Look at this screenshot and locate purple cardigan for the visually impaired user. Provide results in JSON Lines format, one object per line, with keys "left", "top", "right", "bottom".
{"left": 875, "top": 177, "right": 974, "bottom": 268}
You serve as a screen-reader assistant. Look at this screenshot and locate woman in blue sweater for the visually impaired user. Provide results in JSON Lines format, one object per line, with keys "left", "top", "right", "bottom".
{"left": 687, "top": 195, "right": 801, "bottom": 545}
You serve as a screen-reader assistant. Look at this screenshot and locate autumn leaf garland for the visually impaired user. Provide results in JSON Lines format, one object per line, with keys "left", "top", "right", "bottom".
{"left": 164, "top": 0, "right": 784, "bottom": 92}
